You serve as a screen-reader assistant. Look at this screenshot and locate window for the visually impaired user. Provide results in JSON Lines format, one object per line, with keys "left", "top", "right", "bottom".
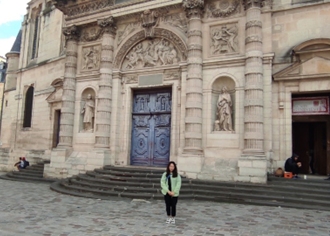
{"left": 23, "top": 86, "right": 34, "bottom": 128}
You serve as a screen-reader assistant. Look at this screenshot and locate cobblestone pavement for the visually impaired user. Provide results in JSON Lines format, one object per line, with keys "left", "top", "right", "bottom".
{"left": 0, "top": 179, "right": 329, "bottom": 236}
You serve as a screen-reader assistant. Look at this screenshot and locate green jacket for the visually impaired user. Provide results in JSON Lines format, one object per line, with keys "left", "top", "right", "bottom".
{"left": 160, "top": 172, "right": 182, "bottom": 197}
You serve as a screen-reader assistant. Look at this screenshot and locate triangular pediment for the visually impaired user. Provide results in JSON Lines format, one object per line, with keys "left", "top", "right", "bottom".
{"left": 274, "top": 56, "right": 330, "bottom": 81}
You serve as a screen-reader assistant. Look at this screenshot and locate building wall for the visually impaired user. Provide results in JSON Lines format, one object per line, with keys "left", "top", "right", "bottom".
{"left": 1, "top": 0, "right": 329, "bottom": 180}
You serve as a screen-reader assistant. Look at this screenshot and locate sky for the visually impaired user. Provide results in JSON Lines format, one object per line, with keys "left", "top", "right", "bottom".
{"left": 0, "top": 0, "right": 30, "bottom": 58}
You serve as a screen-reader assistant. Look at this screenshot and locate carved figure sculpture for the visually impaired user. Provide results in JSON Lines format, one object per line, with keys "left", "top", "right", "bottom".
{"left": 81, "top": 94, "right": 95, "bottom": 131}
{"left": 83, "top": 47, "right": 99, "bottom": 70}
{"left": 211, "top": 25, "right": 238, "bottom": 55}
{"left": 124, "top": 39, "right": 179, "bottom": 70}
{"left": 214, "top": 86, "right": 233, "bottom": 131}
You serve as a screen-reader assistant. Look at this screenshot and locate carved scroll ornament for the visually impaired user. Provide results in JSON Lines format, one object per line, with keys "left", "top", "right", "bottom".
{"left": 63, "top": 25, "right": 80, "bottom": 41}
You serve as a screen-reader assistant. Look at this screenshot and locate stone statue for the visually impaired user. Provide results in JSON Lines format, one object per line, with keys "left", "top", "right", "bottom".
{"left": 81, "top": 94, "right": 95, "bottom": 131}
{"left": 214, "top": 86, "right": 233, "bottom": 131}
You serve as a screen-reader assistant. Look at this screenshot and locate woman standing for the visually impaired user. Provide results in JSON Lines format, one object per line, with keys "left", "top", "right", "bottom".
{"left": 160, "top": 161, "right": 182, "bottom": 224}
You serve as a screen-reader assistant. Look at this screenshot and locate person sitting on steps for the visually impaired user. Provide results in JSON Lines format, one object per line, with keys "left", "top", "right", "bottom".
{"left": 14, "top": 157, "right": 22, "bottom": 170}
{"left": 284, "top": 153, "right": 302, "bottom": 179}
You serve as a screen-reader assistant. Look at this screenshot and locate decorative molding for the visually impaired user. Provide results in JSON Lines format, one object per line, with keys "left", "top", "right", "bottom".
{"left": 205, "top": 0, "right": 240, "bottom": 18}
{"left": 63, "top": 25, "right": 80, "bottom": 41}
{"left": 245, "top": 35, "right": 262, "bottom": 44}
{"left": 246, "top": 20, "right": 262, "bottom": 29}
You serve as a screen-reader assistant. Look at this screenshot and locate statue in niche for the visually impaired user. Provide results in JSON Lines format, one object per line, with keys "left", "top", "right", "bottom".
{"left": 81, "top": 94, "right": 95, "bottom": 132}
{"left": 82, "top": 46, "right": 99, "bottom": 70}
{"left": 214, "top": 86, "right": 233, "bottom": 131}
{"left": 211, "top": 25, "right": 238, "bottom": 55}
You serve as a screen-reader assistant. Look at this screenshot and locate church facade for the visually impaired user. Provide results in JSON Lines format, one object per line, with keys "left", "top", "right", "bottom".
{"left": 1, "top": 0, "right": 330, "bottom": 183}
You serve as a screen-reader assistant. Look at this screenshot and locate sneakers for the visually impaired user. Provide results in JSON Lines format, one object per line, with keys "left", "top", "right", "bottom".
{"left": 166, "top": 218, "right": 176, "bottom": 224}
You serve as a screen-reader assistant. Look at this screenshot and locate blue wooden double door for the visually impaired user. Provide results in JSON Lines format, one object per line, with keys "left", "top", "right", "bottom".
{"left": 130, "top": 89, "right": 171, "bottom": 167}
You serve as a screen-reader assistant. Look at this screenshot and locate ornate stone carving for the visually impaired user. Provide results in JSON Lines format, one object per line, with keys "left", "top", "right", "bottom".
{"left": 162, "top": 13, "right": 188, "bottom": 35}
{"left": 210, "top": 24, "right": 238, "bottom": 55}
{"left": 182, "top": 0, "right": 204, "bottom": 18}
{"left": 62, "top": 25, "right": 80, "bottom": 41}
{"left": 117, "top": 23, "right": 140, "bottom": 46}
{"left": 122, "top": 75, "right": 138, "bottom": 84}
{"left": 141, "top": 10, "right": 159, "bottom": 38}
{"left": 206, "top": 0, "right": 240, "bottom": 18}
{"left": 81, "top": 26, "right": 103, "bottom": 42}
{"left": 243, "top": 0, "right": 262, "bottom": 10}
{"left": 123, "top": 38, "right": 179, "bottom": 70}
{"left": 55, "top": 0, "right": 115, "bottom": 17}
{"left": 262, "top": 0, "right": 272, "bottom": 9}
{"left": 114, "top": 29, "right": 187, "bottom": 69}
{"left": 214, "top": 86, "right": 233, "bottom": 131}
{"left": 182, "top": 0, "right": 204, "bottom": 9}
{"left": 245, "top": 35, "right": 262, "bottom": 44}
{"left": 81, "top": 94, "right": 95, "bottom": 132}
{"left": 246, "top": 20, "right": 262, "bottom": 29}
{"left": 82, "top": 46, "right": 100, "bottom": 70}
{"left": 97, "top": 16, "right": 116, "bottom": 34}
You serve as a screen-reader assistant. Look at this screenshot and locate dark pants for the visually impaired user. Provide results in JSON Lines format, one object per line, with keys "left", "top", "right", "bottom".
{"left": 285, "top": 164, "right": 299, "bottom": 175}
{"left": 164, "top": 194, "right": 178, "bottom": 217}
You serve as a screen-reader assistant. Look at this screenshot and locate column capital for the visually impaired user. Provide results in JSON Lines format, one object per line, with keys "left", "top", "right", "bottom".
{"left": 182, "top": 0, "right": 204, "bottom": 19}
{"left": 62, "top": 25, "right": 80, "bottom": 41}
{"left": 243, "top": 0, "right": 262, "bottom": 10}
{"left": 97, "top": 16, "right": 117, "bottom": 35}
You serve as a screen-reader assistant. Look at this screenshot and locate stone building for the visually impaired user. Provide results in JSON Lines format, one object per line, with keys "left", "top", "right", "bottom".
{"left": 0, "top": 0, "right": 330, "bottom": 183}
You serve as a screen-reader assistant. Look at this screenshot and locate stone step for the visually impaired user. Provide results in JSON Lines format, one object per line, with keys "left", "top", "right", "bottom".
{"left": 49, "top": 166, "right": 330, "bottom": 211}
{"left": 103, "top": 165, "right": 165, "bottom": 174}
{"left": 1, "top": 172, "right": 54, "bottom": 183}
{"left": 96, "top": 169, "right": 165, "bottom": 178}
{"left": 74, "top": 174, "right": 330, "bottom": 202}
{"left": 0, "top": 162, "right": 55, "bottom": 183}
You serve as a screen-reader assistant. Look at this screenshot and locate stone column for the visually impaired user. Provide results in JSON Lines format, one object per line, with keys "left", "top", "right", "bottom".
{"left": 243, "top": 1, "right": 264, "bottom": 154}
{"left": 237, "top": 0, "right": 267, "bottom": 183}
{"left": 94, "top": 17, "right": 116, "bottom": 148}
{"left": 182, "top": 0, "right": 204, "bottom": 154}
{"left": 58, "top": 25, "right": 80, "bottom": 147}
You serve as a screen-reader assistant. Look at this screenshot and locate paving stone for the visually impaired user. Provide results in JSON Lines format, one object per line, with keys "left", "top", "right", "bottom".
{"left": 0, "top": 179, "right": 329, "bottom": 235}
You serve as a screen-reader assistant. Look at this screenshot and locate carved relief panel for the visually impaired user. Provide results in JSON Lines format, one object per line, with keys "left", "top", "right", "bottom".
{"left": 210, "top": 23, "right": 239, "bottom": 56}
{"left": 81, "top": 45, "right": 101, "bottom": 71}
{"left": 122, "top": 38, "right": 180, "bottom": 70}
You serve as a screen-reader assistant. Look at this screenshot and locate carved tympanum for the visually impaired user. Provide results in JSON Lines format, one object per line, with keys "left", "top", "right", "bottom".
{"left": 122, "top": 38, "right": 180, "bottom": 70}
{"left": 82, "top": 46, "right": 100, "bottom": 70}
{"left": 210, "top": 24, "right": 238, "bottom": 55}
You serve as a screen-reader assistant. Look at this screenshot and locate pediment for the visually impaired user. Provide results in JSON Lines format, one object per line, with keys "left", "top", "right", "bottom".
{"left": 273, "top": 56, "right": 330, "bottom": 81}
{"left": 46, "top": 88, "right": 63, "bottom": 103}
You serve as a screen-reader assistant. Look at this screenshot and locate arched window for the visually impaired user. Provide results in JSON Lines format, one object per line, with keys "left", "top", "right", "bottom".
{"left": 23, "top": 86, "right": 34, "bottom": 128}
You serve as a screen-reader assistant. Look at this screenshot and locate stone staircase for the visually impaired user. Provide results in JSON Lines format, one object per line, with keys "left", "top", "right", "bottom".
{"left": 0, "top": 161, "right": 55, "bottom": 183}
{"left": 50, "top": 166, "right": 330, "bottom": 211}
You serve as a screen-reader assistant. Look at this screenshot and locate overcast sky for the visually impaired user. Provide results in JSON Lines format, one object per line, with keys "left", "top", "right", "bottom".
{"left": 0, "top": 0, "right": 29, "bottom": 58}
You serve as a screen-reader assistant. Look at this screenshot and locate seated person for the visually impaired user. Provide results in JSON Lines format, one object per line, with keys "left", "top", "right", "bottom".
{"left": 284, "top": 153, "right": 302, "bottom": 179}
{"left": 14, "top": 157, "right": 22, "bottom": 168}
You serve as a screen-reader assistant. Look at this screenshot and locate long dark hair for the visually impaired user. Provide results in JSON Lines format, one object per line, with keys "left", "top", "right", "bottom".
{"left": 166, "top": 161, "right": 178, "bottom": 177}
